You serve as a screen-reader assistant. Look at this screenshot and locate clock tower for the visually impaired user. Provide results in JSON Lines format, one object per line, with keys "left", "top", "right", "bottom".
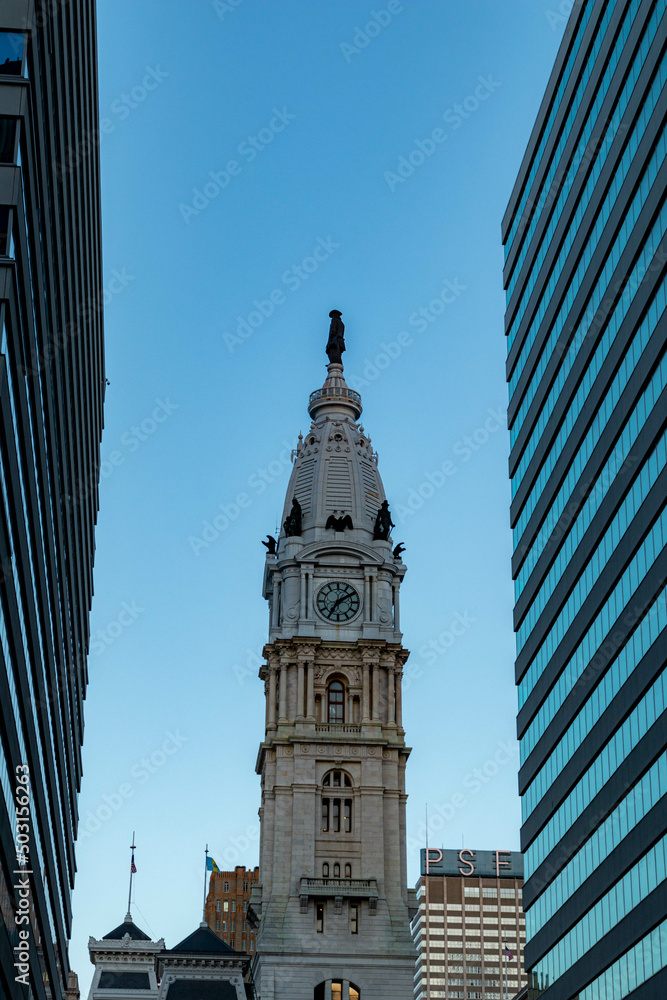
{"left": 249, "top": 314, "right": 416, "bottom": 999}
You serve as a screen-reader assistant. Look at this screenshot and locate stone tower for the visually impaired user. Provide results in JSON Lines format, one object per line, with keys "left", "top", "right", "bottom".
{"left": 249, "top": 314, "right": 416, "bottom": 1000}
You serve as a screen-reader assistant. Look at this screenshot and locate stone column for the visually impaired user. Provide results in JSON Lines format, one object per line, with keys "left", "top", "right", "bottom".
{"left": 268, "top": 666, "right": 277, "bottom": 730}
{"left": 387, "top": 668, "right": 395, "bottom": 724}
{"left": 271, "top": 577, "right": 280, "bottom": 627}
{"left": 362, "top": 664, "right": 370, "bottom": 723}
{"left": 395, "top": 670, "right": 403, "bottom": 728}
{"left": 306, "top": 664, "right": 315, "bottom": 720}
{"left": 393, "top": 582, "right": 400, "bottom": 631}
{"left": 278, "top": 663, "right": 288, "bottom": 723}
{"left": 371, "top": 666, "right": 380, "bottom": 722}
{"left": 296, "top": 663, "right": 305, "bottom": 720}
{"left": 300, "top": 567, "right": 306, "bottom": 621}
{"left": 364, "top": 574, "right": 371, "bottom": 620}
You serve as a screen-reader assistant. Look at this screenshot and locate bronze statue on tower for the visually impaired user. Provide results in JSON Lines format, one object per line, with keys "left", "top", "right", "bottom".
{"left": 326, "top": 309, "right": 345, "bottom": 364}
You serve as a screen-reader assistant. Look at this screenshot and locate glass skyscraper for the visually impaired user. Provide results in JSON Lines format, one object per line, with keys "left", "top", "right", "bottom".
{"left": 504, "top": 1, "right": 667, "bottom": 998}
{"left": 0, "top": 4, "right": 104, "bottom": 999}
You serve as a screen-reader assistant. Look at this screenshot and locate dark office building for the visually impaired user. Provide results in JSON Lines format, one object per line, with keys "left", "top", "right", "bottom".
{"left": 503, "top": 1, "right": 667, "bottom": 998}
{"left": 0, "top": 4, "right": 104, "bottom": 1000}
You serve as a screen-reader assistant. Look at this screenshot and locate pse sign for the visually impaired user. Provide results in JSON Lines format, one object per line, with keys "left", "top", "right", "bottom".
{"left": 421, "top": 848, "right": 523, "bottom": 879}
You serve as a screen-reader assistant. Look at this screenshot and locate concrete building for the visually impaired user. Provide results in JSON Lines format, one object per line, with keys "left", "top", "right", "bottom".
{"left": 248, "top": 317, "right": 416, "bottom": 998}
{"left": 503, "top": 1, "right": 667, "bottom": 997}
{"left": 205, "top": 866, "right": 260, "bottom": 953}
{"left": 411, "top": 850, "right": 527, "bottom": 1000}
{"left": 0, "top": 5, "right": 104, "bottom": 999}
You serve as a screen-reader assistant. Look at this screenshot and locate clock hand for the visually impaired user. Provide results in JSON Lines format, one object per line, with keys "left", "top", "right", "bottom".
{"left": 330, "top": 594, "right": 348, "bottom": 611}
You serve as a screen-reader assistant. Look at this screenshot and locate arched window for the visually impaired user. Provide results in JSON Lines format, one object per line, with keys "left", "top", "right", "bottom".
{"left": 328, "top": 680, "right": 345, "bottom": 723}
{"left": 322, "top": 770, "right": 351, "bottom": 788}
{"left": 315, "top": 983, "right": 360, "bottom": 999}
{"left": 333, "top": 863, "right": 340, "bottom": 878}
{"left": 223, "top": 881, "right": 229, "bottom": 892}
{"left": 345, "top": 863, "right": 351, "bottom": 878}
{"left": 322, "top": 863, "right": 329, "bottom": 878}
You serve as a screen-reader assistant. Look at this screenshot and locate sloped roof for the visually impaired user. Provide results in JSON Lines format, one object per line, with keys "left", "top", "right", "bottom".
{"left": 171, "top": 924, "right": 240, "bottom": 955}
{"left": 103, "top": 919, "right": 151, "bottom": 941}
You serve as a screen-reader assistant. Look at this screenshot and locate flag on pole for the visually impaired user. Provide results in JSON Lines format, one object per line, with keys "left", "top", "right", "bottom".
{"left": 131, "top": 855, "right": 137, "bottom": 874}
{"left": 206, "top": 856, "right": 220, "bottom": 874}
{"left": 504, "top": 944, "right": 514, "bottom": 960}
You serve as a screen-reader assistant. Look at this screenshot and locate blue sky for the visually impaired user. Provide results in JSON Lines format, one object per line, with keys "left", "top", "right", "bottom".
{"left": 70, "top": 0, "right": 566, "bottom": 989}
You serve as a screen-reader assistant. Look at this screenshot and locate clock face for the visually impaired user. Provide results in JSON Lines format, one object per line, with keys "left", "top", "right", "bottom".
{"left": 316, "top": 582, "right": 360, "bottom": 623}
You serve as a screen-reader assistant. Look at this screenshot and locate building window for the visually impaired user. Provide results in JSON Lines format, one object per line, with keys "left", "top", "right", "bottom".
{"left": 223, "top": 921, "right": 227, "bottom": 932}
{"left": 223, "top": 901, "right": 229, "bottom": 911}
{"left": 350, "top": 904, "right": 359, "bottom": 934}
{"left": 322, "top": 797, "right": 353, "bottom": 833}
{"left": 323, "top": 769, "right": 352, "bottom": 787}
{"left": 231, "top": 900, "right": 236, "bottom": 913}
{"left": 345, "top": 863, "right": 352, "bottom": 878}
{"left": 216, "top": 901, "right": 220, "bottom": 912}
{"left": 315, "top": 983, "right": 360, "bottom": 999}
{"left": 328, "top": 680, "right": 345, "bottom": 723}
{"left": 334, "top": 863, "right": 340, "bottom": 877}
{"left": 243, "top": 881, "right": 248, "bottom": 892}
{"left": 322, "top": 772, "right": 353, "bottom": 834}
{"left": 323, "top": 863, "right": 329, "bottom": 877}
{"left": 224, "top": 881, "right": 229, "bottom": 892}
{"left": 215, "top": 919, "right": 220, "bottom": 932}
{"left": 316, "top": 903, "right": 324, "bottom": 933}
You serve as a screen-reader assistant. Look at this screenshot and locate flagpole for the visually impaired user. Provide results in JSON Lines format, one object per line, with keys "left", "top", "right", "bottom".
{"left": 127, "top": 832, "right": 136, "bottom": 920}
{"left": 504, "top": 940, "right": 508, "bottom": 1000}
{"left": 203, "top": 845, "right": 209, "bottom": 922}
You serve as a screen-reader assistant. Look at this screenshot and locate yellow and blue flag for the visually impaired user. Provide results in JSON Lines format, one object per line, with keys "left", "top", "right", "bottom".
{"left": 206, "top": 856, "right": 220, "bottom": 874}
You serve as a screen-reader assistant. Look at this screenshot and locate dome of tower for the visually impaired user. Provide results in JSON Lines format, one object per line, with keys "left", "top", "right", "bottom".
{"left": 279, "top": 361, "right": 386, "bottom": 543}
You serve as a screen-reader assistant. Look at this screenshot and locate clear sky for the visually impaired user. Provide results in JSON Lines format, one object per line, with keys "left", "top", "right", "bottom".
{"left": 70, "top": 0, "right": 566, "bottom": 990}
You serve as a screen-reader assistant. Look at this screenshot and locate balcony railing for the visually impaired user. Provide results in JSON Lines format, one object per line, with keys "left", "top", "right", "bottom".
{"left": 315, "top": 723, "right": 361, "bottom": 734}
{"left": 299, "top": 877, "right": 378, "bottom": 899}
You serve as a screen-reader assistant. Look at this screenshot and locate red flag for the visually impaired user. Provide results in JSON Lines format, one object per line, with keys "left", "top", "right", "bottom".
{"left": 131, "top": 855, "right": 137, "bottom": 874}
{"left": 504, "top": 945, "right": 514, "bottom": 960}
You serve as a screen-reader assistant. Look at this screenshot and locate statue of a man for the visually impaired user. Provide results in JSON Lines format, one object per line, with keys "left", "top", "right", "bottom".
{"left": 373, "top": 500, "right": 394, "bottom": 541}
{"left": 326, "top": 310, "right": 345, "bottom": 364}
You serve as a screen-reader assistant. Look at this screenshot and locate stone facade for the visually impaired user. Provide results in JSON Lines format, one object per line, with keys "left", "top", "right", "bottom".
{"left": 250, "top": 349, "right": 416, "bottom": 999}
